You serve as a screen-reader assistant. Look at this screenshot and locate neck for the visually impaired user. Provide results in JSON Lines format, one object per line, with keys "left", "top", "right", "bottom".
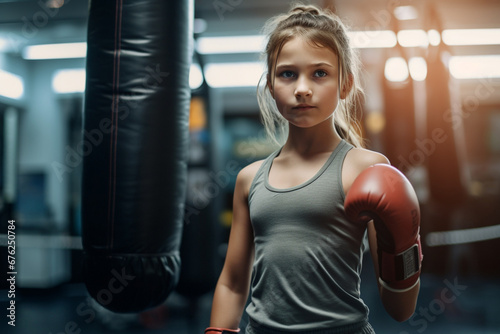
{"left": 283, "top": 119, "right": 342, "bottom": 156}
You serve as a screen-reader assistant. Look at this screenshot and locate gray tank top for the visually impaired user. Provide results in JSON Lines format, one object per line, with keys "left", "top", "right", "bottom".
{"left": 246, "top": 140, "right": 369, "bottom": 330}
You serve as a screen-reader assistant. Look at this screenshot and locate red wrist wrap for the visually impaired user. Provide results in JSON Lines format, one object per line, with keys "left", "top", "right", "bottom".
{"left": 205, "top": 327, "right": 240, "bottom": 334}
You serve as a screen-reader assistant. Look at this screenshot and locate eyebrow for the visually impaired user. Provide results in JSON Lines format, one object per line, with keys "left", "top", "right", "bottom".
{"left": 276, "top": 62, "right": 336, "bottom": 69}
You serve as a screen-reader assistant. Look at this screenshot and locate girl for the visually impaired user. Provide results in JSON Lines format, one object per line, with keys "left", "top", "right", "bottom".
{"left": 206, "top": 4, "right": 421, "bottom": 334}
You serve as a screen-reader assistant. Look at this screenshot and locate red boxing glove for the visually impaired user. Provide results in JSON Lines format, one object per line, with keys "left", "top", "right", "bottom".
{"left": 205, "top": 328, "right": 240, "bottom": 334}
{"left": 345, "top": 164, "right": 423, "bottom": 292}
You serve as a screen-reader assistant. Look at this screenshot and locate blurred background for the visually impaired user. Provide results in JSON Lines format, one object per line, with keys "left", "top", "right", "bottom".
{"left": 0, "top": 0, "right": 499, "bottom": 333}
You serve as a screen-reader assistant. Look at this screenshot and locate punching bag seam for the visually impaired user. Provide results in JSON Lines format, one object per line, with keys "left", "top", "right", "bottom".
{"left": 107, "top": 0, "right": 117, "bottom": 246}
{"left": 108, "top": 0, "right": 124, "bottom": 249}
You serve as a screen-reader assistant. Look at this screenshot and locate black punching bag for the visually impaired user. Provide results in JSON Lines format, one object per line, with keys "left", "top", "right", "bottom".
{"left": 81, "top": 0, "right": 192, "bottom": 313}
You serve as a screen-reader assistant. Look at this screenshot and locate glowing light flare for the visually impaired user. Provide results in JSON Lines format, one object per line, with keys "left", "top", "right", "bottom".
{"left": 189, "top": 63, "right": 204, "bottom": 90}
{"left": 365, "top": 111, "right": 386, "bottom": 134}
{"left": 189, "top": 97, "right": 207, "bottom": 131}
{"left": 46, "top": 0, "right": 64, "bottom": 8}
{"left": 52, "top": 69, "right": 86, "bottom": 93}
{"left": 196, "top": 35, "right": 266, "bottom": 54}
{"left": 348, "top": 30, "right": 397, "bottom": 49}
{"left": 384, "top": 57, "right": 409, "bottom": 82}
{"left": 397, "top": 30, "right": 428, "bottom": 47}
{"left": 194, "top": 29, "right": 500, "bottom": 56}
{"left": 0, "top": 69, "right": 24, "bottom": 99}
{"left": 427, "top": 30, "right": 441, "bottom": 46}
{"left": 393, "top": 6, "right": 418, "bottom": 21}
{"left": 449, "top": 55, "right": 500, "bottom": 79}
{"left": 204, "top": 62, "right": 264, "bottom": 88}
{"left": 408, "top": 57, "right": 427, "bottom": 81}
{"left": 442, "top": 29, "right": 500, "bottom": 46}
{"left": 426, "top": 224, "right": 500, "bottom": 247}
{"left": 194, "top": 18, "right": 207, "bottom": 34}
{"left": 0, "top": 37, "right": 8, "bottom": 52}
{"left": 23, "top": 42, "right": 87, "bottom": 60}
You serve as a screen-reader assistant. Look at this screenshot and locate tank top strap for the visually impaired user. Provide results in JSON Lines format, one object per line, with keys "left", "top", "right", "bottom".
{"left": 322, "top": 139, "right": 354, "bottom": 201}
{"left": 248, "top": 147, "right": 281, "bottom": 200}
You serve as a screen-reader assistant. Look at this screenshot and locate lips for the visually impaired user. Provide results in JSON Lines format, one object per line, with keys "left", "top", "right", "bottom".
{"left": 293, "top": 104, "right": 315, "bottom": 109}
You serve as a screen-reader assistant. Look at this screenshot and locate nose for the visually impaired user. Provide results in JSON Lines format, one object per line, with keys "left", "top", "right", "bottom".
{"left": 294, "top": 76, "right": 312, "bottom": 98}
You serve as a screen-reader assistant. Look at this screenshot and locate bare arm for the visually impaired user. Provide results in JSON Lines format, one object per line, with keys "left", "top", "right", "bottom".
{"left": 209, "top": 164, "right": 257, "bottom": 328}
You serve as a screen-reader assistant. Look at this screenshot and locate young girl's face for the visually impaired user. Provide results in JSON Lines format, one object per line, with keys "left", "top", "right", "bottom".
{"left": 270, "top": 36, "right": 340, "bottom": 129}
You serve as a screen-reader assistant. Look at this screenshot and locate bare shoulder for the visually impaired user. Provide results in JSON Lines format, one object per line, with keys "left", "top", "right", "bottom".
{"left": 342, "top": 147, "right": 390, "bottom": 194}
{"left": 346, "top": 147, "right": 390, "bottom": 170}
{"left": 236, "top": 159, "right": 265, "bottom": 197}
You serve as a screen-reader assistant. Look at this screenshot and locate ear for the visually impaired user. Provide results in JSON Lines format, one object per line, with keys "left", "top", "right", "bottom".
{"left": 340, "top": 73, "right": 353, "bottom": 100}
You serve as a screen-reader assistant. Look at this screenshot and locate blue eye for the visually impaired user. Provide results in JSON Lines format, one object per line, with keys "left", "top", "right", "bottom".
{"left": 314, "top": 70, "right": 327, "bottom": 77}
{"left": 279, "top": 70, "right": 295, "bottom": 78}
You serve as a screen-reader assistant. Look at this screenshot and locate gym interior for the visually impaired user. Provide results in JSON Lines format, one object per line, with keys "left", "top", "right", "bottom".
{"left": 0, "top": 0, "right": 499, "bottom": 333}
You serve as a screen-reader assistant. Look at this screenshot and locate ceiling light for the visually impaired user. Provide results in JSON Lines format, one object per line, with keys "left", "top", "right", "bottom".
{"left": 52, "top": 69, "right": 85, "bottom": 93}
{"left": 349, "top": 30, "right": 397, "bottom": 49}
{"left": 408, "top": 57, "right": 427, "bottom": 81}
{"left": 23, "top": 42, "right": 87, "bottom": 60}
{"left": 427, "top": 30, "right": 441, "bottom": 46}
{"left": 189, "top": 63, "right": 204, "bottom": 90}
{"left": 393, "top": 6, "right": 418, "bottom": 21}
{"left": 449, "top": 55, "right": 500, "bottom": 79}
{"left": 194, "top": 18, "right": 207, "bottom": 34}
{"left": 398, "top": 30, "right": 429, "bottom": 47}
{"left": 196, "top": 35, "right": 266, "bottom": 54}
{"left": 442, "top": 29, "right": 500, "bottom": 46}
{"left": 0, "top": 69, "right": 24, "bottom": 99}
{"left": 204, "top": 62, "right": 264, "bottom": 88}
{"left": 384, "top": 57, "right": 409, "bottom": 82}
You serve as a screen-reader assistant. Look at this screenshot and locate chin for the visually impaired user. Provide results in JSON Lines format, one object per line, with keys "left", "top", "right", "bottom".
{"left": 291, "top": 117, "right": 331, "bottom": 129}
{"left": 290, "top": 122, "right": 319, "bottom": 129}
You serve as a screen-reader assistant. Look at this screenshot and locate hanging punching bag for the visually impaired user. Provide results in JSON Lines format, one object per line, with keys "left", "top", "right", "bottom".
{"left": 382, "top": 54, "right": 416, "bottom": 171}
{"left": 81, "top": 0, "right": 192, "bottom": 313}
{"left": 379, "top": 17, "right": 417, "bottom": 171}
{"left": 425, "top": 7, "right": 467, "bottom": 208}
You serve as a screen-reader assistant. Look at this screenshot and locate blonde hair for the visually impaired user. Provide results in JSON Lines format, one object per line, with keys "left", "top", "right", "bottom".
{"left": 257, "top": 3, "right": 364, "bottom": 148}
